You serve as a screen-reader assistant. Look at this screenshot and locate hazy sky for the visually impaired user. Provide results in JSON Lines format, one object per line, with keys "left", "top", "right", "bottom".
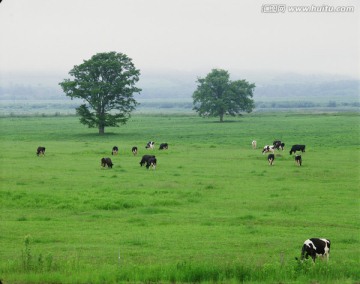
{"left": 0, "top": 0, "right": 359, "bottom": 79}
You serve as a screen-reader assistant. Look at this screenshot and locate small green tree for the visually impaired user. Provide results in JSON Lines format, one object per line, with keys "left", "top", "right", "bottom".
{"left": 59, "top": 52, "right": 141, "bottom": 134}
{"left": 192, "top": 69, "right": 255, "bottom": 122}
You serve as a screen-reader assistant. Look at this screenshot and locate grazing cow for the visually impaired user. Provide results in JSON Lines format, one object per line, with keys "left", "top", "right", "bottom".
{"left": 290, "top": 145, "right": 306, "bottom": 155}
{"left": 252, "top": 140, "right": 257, "bottom": 149}
{"left": 140, "top": 155, "right": 155, "bottom": 167}
{"left": 296, "top": 238, "right": 331, "bottom": 262}
{"left": 273, "top": 140, "right": 285, "bottom": 150}
{"left": 132, "top": 146, "right": 138, "bottom": 155}
{"left": 159, "top": 143, "right": 168, "bottom": 150}
{"left": 295, "top": 155, "right": 302, "bottom": 166}
{"left": 145, "top": 141, "right": 155, "bottom": 149}
{"left": 101, "top": 157, "right": 113, "bottom": 168}
{"left": 112, "top": 146, "right": 118, "bottom": 155}
{"left": 262, "top": 145, "right": 275, "bottom": 154}
{"left": 146, "top": 157, "right": 157, "bottom": 170}
{"left": 36, "top": 146, "right": 46, "bottom": 156}
{"left": 267, "top": 154, "right": 275, "bottom": 165}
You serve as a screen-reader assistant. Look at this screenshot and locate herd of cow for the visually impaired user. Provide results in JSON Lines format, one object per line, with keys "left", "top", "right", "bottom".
{"left": 36, "top": 140, "right": 332, "bottom": 263}
{"left": 256, "top": 140, "right": 330, "bottom": 262}
{"left": 252, "top": 140, "right": 331, "bottom": 262}
{"left": 252, "top": 140, "right": 306, "bottom": 166}
{"left": 36, "top": 142, "right": 168, "bottom": 170}
{"left": 103, "top": 141, "right": 168, "bottom": 170}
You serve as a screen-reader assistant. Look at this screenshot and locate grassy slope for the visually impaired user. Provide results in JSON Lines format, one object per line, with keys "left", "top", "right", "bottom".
{"left": 0, "top": 113, "right": 359, "bottom": 283}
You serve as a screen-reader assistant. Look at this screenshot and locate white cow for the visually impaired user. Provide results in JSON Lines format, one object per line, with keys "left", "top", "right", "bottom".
{"left": 252, "top": 140, "right": 257, "bottom": 149}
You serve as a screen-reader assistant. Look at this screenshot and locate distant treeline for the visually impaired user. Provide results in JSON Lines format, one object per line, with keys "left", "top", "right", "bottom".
{"left": 137, "top": 100, "right": 360, "bottom": 110}
{"left": 1, "top": 100, "right": 359, "bottom": 117}
{"left": 255, "top": 80, "right": 359, "bottom": 98}
{"left": 1, "top": 77, "right": 359, "bottom": 116}
{"left": 1, "top": 79, "right": 359, "bottom": 102}
{"left": 0, "top": 84, "right": 64, "bottom": 100}
{"left": 255, "top": 101, "right": 360, "bottom": 109}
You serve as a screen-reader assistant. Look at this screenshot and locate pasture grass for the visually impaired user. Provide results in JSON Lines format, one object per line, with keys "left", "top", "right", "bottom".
{"left": 0, "top": 112, "right": 359, "bottom": 283}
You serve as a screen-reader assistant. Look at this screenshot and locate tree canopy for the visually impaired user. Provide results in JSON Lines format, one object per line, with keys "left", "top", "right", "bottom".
{"left": 59, "top": 52, "right": 141, "bottom": 134}
{"left": 192, "top": 69, "right": 255, "bottom": 122}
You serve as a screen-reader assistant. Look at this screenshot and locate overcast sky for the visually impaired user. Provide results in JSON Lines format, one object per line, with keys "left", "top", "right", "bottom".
{"left": 0, "top": 0, "right": 359, "bottom": 79}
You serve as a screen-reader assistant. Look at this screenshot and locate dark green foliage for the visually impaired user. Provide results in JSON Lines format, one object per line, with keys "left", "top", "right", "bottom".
{"left": 192, "top": 69, "right": 255, "bottom": 122}
{"left": 59, "top": 52, "right": 141, "bottom": 134}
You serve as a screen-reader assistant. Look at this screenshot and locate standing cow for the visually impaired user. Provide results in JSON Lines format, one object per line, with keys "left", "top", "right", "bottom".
{"left": 262, "top": 145, "right": 275, "bottom": 154}
{"left": 132, "top": 146, "right": 138, "bottom": 155}
{"left": 145, "top": 141, "right": 155, "bottom": 149}
{"left": 252, "top": 140, "right": 257, "bottom": 149}
{"left": 36, "top": 147, "right": 46, "bottom": 156}
{"left": 101, "top": 157, "right": 113, "bottom": 168}
{"left": 267, "top": 154, "right": 275, "bottom": 166}
{"left": 290, "top": 145, "right": 306, "bottom": 155}
{"left": 159, "top": 143, "right": 168, "bottom": 150}
{"left": 140, "top": 155, "right": 155, "bottom": 167}
{"left": 146, "top": 156, "right": 157, "bottom": 170}
{"left": 296, "top": 238, "right": 331, "bottom": 262}
{"left": 295, "top": 155, "right": 302, "bottom": 166}
{"left": 112, "top": 146, "right": 118, "bottom": 155}
{"left": 273, "top": 140, "right": 285, "bottom": 150}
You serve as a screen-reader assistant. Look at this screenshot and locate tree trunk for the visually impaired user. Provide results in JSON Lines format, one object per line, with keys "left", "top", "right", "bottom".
{"left": 99, "top": 125, "right": 105, "bottom": 135}
{"left": 99, "top": 110, "right": 105, "bottom": 134}
{"left": 219, "top": 114, "right": 224, "bottom": 123}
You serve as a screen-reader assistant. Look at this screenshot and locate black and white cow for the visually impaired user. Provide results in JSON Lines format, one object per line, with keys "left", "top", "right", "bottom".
{"left": 101, "top": 157, "right": 113, "bottom": 168}
{"left": 262, "top": 145, "right": 275, "bottom": 154}
{"left": 290, "top": 145, "right": 306, "bottom": 155}
{"left": 145, "top": 141, "right": 155, "bottom": 149}
{"left": 36, "top": 146, "right": 46, "bottom": 156}
{"left": 132, "top": 146, "right": 138, "bottom": 156}
{"left": 111, "top": 146, "right": 118, "bottom": 155}
{"left": 159, "top": 143, "right": 168, "bottom": 150}
{"left": 273, "top": 140, "right": 285, "bottom": 150}
{"left": 140, "top": 155, "right": 155, "bottom": 167}
{"left": 267, "top": 153, "right": 275, "bottom": 166}
{"left": 295, "top": 155, "right": 302, "bottom": 166}
{"left": 297, "top": 238, "right": 331, "bottom": 262}
{"left": 146, "top": 156, "right": 157, "bottom": 170}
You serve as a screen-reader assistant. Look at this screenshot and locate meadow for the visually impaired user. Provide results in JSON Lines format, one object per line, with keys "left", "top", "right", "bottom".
{"left": 0, "top": 112, "right": 359, "bottom": 283}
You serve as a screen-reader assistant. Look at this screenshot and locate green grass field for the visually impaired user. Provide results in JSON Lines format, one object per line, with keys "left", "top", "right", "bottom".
{"left": 0, "top": 113, "right": 359, "bottom": 283}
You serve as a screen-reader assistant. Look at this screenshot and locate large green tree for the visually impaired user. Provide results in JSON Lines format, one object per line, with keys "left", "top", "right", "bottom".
{"left": 59, "top": 52, "right": 141, "bottom": 134}
{"left": 192, "top": 69, "right": 255, "bottom": 122}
